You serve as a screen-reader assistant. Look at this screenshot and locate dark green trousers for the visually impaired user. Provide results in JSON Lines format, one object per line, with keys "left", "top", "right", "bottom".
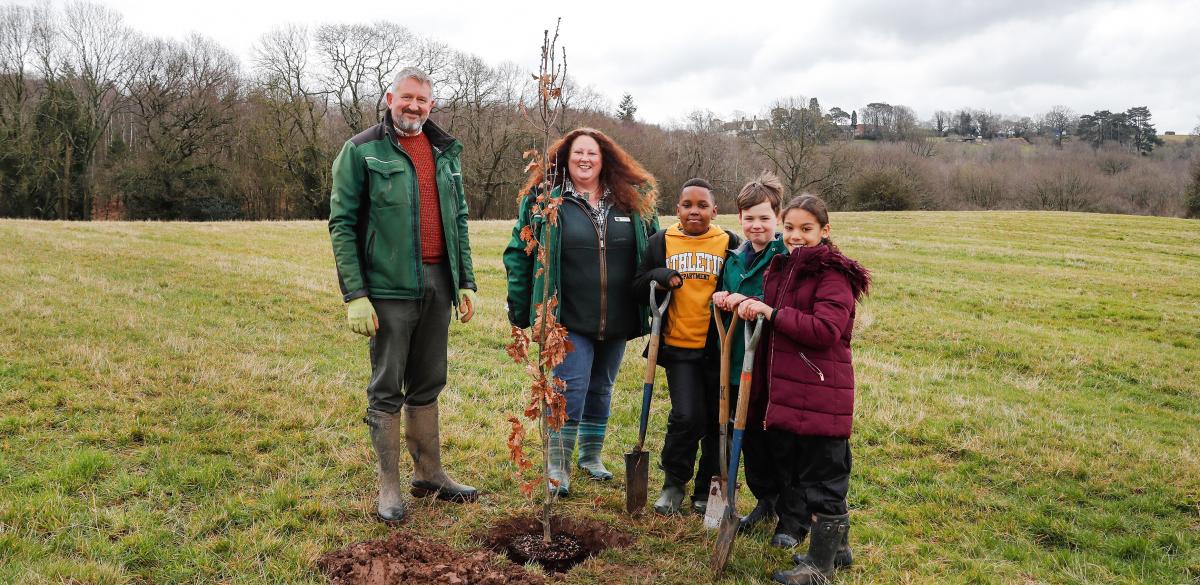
{"left": 367, "top": 262, "right": 452, "bottom": 413}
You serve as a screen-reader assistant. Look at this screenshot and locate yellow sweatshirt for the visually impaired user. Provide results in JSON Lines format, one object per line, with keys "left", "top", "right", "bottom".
{"left": 663, "top": 223, "right": 730, "bottom": 349}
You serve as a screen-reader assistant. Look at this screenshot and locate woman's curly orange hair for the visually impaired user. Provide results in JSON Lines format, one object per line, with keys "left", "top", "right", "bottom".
{"left": 520, "top": 127, "right": 657, "bottom": 216}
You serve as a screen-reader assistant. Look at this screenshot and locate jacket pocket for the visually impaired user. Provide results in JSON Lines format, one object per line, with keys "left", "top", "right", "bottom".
{"left": 365, "top": 157, "right": 409, "bottom": 208}
{"left": 366, "top": 202, "right": 418, "bottom": 297}
{"left": 799, "top": 352, "right": 825, "bottom": 382}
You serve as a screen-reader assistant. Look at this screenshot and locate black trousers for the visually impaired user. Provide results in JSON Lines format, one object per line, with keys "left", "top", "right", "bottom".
{"left": 741, "top": 425, "right": 777, "bottom": 501}
{"left": 770, "top": 430, "right": 852, "bottom": 537}
{"left": 658, "top": 354, "right": 720, "bottom": 500}
{"left": 734, "top": 380, "right": 777, "bottom": 502}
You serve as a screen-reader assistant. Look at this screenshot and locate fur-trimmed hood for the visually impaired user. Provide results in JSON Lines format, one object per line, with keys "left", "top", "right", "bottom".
{"left": 768, "top": 244, "right": 871, "bottom": 300}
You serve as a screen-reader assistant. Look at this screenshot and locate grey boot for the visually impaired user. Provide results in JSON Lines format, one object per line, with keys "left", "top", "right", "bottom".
{"left": 576, "top": 416, "right": 613, "bottom": 480}
{"left": 547, "top": 420, "right": 579, "bottom": 497}
{"left": 772, "top": 513, "right": 849, "bottom": 585}
{"left": 403, "top": 402, "right": 479, "bottom": 503}
{"left": 652, "top": 484, "right": 686, "bottom": 515}
{"left": 793, "top": 515, "right": 853, "bottom": 569}
{"left": 365, "top": 409, "right": 406, "bottom": 522}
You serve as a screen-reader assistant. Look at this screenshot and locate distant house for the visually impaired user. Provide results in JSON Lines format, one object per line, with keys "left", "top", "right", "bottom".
{"left": 1165, "top": 131, "right": 1176, "bottom": 135}
{"left": 719, "top": 117, "right": 770, "bottom": 135}
{"left": 853, "top": 124, "right": 866, "bottom": 138}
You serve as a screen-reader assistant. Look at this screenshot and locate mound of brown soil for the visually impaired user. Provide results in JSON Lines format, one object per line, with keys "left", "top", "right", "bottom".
{"left": 317, "top": 531, "right": 545, "bottom": 585}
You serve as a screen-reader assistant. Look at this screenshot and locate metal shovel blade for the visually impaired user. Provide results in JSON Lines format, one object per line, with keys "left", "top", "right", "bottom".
{"left": 703, "top": 475, "right": 726, "bottom": 530}
{"left": 624, "top": 448, "right": 649, "bottom": 514}
{"left": 711, "top": 504, "right": 739, "bottom": 574}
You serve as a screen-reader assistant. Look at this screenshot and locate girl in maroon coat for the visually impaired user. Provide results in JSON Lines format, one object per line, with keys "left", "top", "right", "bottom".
{"left": 736, "top": 194, "right": 870, "bottom": 585}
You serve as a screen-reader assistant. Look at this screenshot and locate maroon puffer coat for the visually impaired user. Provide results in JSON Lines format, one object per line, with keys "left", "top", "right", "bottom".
{"left": 747, "top": 244, "right": 870, "bottom": 438}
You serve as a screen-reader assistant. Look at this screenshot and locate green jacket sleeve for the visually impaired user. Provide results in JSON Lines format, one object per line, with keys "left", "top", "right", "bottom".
{"left": 451, "top": 157, "right": 476, "bottom": 292}
{"left": 328, "top": 140, "right": 368, "bottom": 303}
{"left": 503, "top": 195, "right": 535, "bottom": 328}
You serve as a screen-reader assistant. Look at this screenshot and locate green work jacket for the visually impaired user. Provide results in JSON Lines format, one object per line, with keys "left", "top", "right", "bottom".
{"left": 328, "top": 112, "right": 476, "bottom": 303}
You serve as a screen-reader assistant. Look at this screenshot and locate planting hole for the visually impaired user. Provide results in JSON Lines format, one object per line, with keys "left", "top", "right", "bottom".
{"left": 482, "top": 514, "right": 634, "bottom": 574}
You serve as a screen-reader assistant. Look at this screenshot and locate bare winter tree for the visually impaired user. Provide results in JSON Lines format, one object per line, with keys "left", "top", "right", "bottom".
{"left": 117, "top": 34, "right": 241, "bottom": 218}
{"left": 441, "top": 57, "right": 536, "bottom": 218}
{"left": 0, "top": 4, "right": 46, "bottom": 216}
{"left": 251, "top": 25, "right": 333, "bottom": 217}
{"left": 315, "top": 22, "right": 410, "bottom": 133}
{"left": 0, "top": 4, "right": 42, "bottom": 131}
{"left": 746, "top": 97, "right": 849, "bottom": 198}
{"left": 672, "top": 109, "right": 738, "bottom": 196}
{"left": 932, "top": 110, "right": 951, "bottom": 136}
{"left": 36, "top": 1, "right": 140, "bottom": 218}
{"left": 1040, "top": 105, "right": 1075, "bottom": 147}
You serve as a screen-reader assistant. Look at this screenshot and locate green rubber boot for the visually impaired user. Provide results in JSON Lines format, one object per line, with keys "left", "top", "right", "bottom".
{"left": 547, "top": 420, "right": 579, "bottom": 497}
{"left": 576, "top": 416, "right": 613, "bottom": 480}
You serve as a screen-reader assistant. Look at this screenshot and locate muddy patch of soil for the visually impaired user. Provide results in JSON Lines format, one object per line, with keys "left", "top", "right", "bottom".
{"left": 481, "top": 515, "right": 634, "bottom": 573}
{"left": 317, "top": 531, "right": 545, "bottom": 585}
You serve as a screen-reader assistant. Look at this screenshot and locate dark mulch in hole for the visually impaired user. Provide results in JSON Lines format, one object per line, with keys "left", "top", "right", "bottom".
{"left": 317, "top": 530, "right": 545, "bottom": 585}
{"left": 481, "top": 515, "right": 635, "bottom": 573}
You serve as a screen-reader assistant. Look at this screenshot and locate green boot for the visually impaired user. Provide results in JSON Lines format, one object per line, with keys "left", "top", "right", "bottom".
{"left": 547, "top": 420, "right": 579, "bottom": 497}
{"left": 576, "top": 416, "right": 613, "bottom": 480}
{"left": 772, "top": 513, "right": 849, "bottom": 585}
{"left": 404, "top": 402, "right": 479, "bottom": 503}
{"left": 364, "top": 409, "right": 406, "bottom": 522}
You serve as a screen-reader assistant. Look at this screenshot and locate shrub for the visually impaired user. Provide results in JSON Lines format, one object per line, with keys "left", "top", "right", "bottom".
{"left": 1117, "top": 167, "right": 1184, "bottom": 216}
{"left": 1027, "top": 169, "right": 1094, "bottom": 212}
{"left": 119, "top": 162, "right": 242, "bottom": 221}
{"left": 1097, "top": 153, "right": 1134, "bottom": 176}
{"left": 1187, "top": 158, "right": 1200, "bottom": 219}
{"left": 950, "top": 166, "right": 1007, "bottom": 209}
{"left": 851, "top": 167, "right": 918, "bottom": 211}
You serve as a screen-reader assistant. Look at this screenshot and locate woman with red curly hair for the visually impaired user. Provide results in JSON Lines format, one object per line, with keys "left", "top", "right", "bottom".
{"left": 504, "top": 127, "right": 659, "bottom": 497}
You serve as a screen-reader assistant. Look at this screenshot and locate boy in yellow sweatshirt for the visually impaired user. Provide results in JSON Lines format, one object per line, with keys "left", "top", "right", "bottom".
{"left": 633, "top": 178, "right": 741, "bottom": 514}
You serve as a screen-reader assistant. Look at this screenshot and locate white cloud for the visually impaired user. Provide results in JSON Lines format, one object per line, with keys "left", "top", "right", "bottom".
{"left": 41, "top": 0, "right": 1200, "bottom": 132}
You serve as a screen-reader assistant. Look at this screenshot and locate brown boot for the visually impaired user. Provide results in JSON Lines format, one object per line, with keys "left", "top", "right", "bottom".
{"left": 364, "top": 409, "right": 406, "bottom": 522}
{"left": 403, "top": 402, "right": 479, "bottom": 503}
{"left": 772, "top": 512, "right": 848, "bottom": 584}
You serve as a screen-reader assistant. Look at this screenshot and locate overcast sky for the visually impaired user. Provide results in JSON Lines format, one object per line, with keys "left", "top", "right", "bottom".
{"left": 46, "top": 0, "right": 1200, "bottom": 132}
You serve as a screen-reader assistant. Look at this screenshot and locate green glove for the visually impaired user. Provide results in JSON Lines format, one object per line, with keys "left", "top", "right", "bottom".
{"left": 457, "top": 289, "right": 478, "bottom": 323}
{"left": 346, "top": 297, "right": 378, "bottom": 337}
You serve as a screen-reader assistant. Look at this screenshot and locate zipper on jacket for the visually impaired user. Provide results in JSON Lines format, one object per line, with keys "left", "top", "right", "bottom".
{"left": 567, "top": 196, "right": 607, "bottom": 339}
{"left": 599, "top": 233, "right": 607, "bottom": 339}
{"left": 799, "top": 352, "right": 825, "bottom": 381}
{"left": 764, "top": 335, "right": 775, "bottom": 431}
{"left": 392, "top": 139, "right": 423, "bottom": 294}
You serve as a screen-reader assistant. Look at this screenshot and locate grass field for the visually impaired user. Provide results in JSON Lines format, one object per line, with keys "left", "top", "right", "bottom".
{"left": 1, "top": 212, "right": 1198, "bottom": 584}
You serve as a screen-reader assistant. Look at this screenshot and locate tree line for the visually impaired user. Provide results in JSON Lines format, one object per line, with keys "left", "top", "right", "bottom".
{"left": 1, "top": 2, "right": 1197, "bottom": 221}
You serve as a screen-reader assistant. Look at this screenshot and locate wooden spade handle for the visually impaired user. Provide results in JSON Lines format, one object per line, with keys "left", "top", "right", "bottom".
{"left": 714, "top": 308, "right": 739, "bottom": 428}
{"left": 732, "top": 316, "right": 765, "bottom": 432}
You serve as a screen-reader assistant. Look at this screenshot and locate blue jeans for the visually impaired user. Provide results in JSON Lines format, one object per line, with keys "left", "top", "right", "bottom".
{"left": 553, "top": 331, "right": 626, "bottom": 421}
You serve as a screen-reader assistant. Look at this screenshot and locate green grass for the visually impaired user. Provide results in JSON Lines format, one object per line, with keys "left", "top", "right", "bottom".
{"left": 1, "top": 212, "right": 1198, "bottom": 584}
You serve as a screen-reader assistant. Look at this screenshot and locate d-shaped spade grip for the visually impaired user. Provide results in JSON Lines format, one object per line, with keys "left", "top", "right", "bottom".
{"left": 637, "top": 281, "right": 671, "bottom": 450}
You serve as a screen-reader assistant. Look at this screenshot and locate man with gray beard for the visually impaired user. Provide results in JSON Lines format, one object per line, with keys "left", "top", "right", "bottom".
{"left": 328, "top": 67, "right": 479, "bottom": 522}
